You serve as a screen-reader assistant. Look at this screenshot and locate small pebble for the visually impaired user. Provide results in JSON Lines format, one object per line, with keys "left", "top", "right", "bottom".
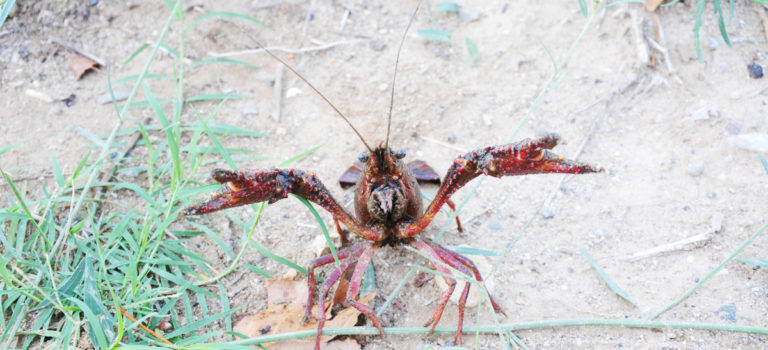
{"left": 434, "top": 48, "right": 450, "bottom": 60}
{"left": 686, "top": 162, "right": 705, "bottom": 177}
{"left": 482, "top": 114, "right": 493, "bottom": 126}
{"left": 541, "top": 207, "right": 554, "bottom": 219}
{"left": 458, "top": 7, "right": 482, "bottom": 22}
{"left": 62, "top": 94, "right": 76, "bottom": 107}
{"left": 747, "top": 62, "right": 763, "bottom": 79}
{"left": 242, "top": 105, "right": 259, "bottom": 117}
{"left": 98, "top": 89, "right": 131, "bottom": 104}
{"left": 369, "top": 39, "right": 386, "bottom": 51}
{"left": 488, "top": 221, "right": 501, "bottom": 230}
{"left": 682, "top": 205, "right": 691, "bottom": 211}
{"left": 447, "top": 133, "right": 456, "bottom": 144}
{"left": 714, "top": 302, "right": 737, "bottom": 322}
{"left": 285, "top": 88, "right": 302, "bottom": 98}
{"left": 725, "top": 122, "right": 741, "bottom": 135}
{"left": 706, "top": 192, "right": 717, "bottom": 199}
{"left": 435, "top": 104, "right": 445, "bottom": 118}
{"left": 25, "top": 89, "right": 53, "bottom": 103}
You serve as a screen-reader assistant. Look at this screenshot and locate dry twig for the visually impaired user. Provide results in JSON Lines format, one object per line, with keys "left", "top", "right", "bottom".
{"left": 207, "top": 40, "right": 365, "bottom": 58}
{"left": 119, "top": 306, "right": 174, "bottom": 345}
{"left": 624, "top": 213, "right": 724, "bottom": 261}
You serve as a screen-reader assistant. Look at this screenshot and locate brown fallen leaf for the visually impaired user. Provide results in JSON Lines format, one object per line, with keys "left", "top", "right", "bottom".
{"left": 69, "top": 54, "right": 100, "bottom": 80}
{"left": 234, "top": 279, "right": 375, "bottom": 348}
{"left": 645, "top": 0, "right": 663, "bottom": 10}
{"left": 268, "top": 279, "right": 310, "bottom": 308}
{"left": 646, "top": 0, "right": 682, "bottom": 10}
{"left": 332, "top": 266, "right": 355, "bottom": 307}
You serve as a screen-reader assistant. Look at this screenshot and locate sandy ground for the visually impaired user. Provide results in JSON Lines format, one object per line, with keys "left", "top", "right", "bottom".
{"left": 2, "top": 0, "right": 768, "bottom": 349}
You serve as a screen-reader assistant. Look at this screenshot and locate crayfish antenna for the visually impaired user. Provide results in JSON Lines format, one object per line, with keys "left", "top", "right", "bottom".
{"left": 251, "top": 37, "right": 374, "bottom": 154}
{"left": 384, "top": 1, "right": 420, "bottom": 150}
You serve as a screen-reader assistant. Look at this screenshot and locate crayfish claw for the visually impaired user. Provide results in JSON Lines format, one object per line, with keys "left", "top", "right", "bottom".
{"left": 210, "top": 168, "right": 239, "bottom": 183}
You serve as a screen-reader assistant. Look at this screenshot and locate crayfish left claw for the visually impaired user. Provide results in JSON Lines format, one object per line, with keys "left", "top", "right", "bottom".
{"left": 182, "top": 168, "right": 288, "bottom": 216}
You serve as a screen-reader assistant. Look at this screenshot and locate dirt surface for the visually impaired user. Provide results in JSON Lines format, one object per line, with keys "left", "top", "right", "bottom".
{"left": 2, "top": 0, "right": 768, "bottom": 349}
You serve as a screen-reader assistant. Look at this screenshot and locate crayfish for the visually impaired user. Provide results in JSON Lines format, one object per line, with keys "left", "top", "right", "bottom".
{"left": 182, "top": 5, "right": 602, "bottom": 349}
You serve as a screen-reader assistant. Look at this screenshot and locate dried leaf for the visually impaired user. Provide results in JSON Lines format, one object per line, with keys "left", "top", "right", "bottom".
{"left": 332, "top": 267, "right": 355, "bottom": 306}
{"left": 234, "top": 279, "right": 375, "bottom": 347}
{"left": 267, "top": 279, "right": 309, "bottom": 308}
{"left": 69, "top": 54, "right": 99, "bottom": 80}
{"left": 645, "top": 0, "right": 664, "bottom": 10}
{"left": 327, "top": 292, "right": 375, "bottom": 330}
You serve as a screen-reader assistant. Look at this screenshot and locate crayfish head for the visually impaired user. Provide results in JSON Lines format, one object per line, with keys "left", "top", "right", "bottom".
{"left": 357, "top": 144, "right": 418, "bottom": 226}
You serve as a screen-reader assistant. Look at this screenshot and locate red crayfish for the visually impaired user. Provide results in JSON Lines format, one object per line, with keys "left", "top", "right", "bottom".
{"left": 182, "top": 6, "right": 602, "bottom": 349}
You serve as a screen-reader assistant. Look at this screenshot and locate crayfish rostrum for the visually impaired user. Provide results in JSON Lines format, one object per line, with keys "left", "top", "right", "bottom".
{"left": 181, "top": 5, "right": 602, "bottom": 349}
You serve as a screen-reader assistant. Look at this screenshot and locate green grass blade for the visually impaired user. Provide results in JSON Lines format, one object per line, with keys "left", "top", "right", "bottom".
{"left": 72, "top": 124, "right": 107, "bottom": 148}
{"left": 0, "top": 0, "right": 16, "bottom": 29}
{"left": 243, "top": 263, "right": 274, "bottom": 278}
{"left": 0, "top": 171, "right": 47, "bottom": 246}
{"left": 145, "top": 82, "right": 181, "bottom": 181}
{"left": 758, "top": 153, "right": 768, "bottom": 174}
{"left": 741, "top": 257, "right": 768, "bottom": 268}
{"left": 0, "top": 142, "right": 22, "bottom": 156}
{"left": 158, "top": 41, "right": 179, "bottom": 58}
{"left": 295, "top": 196, "right": 340, "bottom": 271}
{"left": 435, "top": 2, "right": 460, "bottom": 12}
{"left": 51, "top": 154, "right": 65, "bottom": 188}
{"left": 151, "top": 267, "right": 217, "bottom": 297}
{"left": 447, "top": 246, "right": 502, "bottom": 256}
{"left": 713, "top": 0, "right": 731, "bottom": 47}
{"left": 582, "top": 250, "right": 640, "bottom": 312}
{"left": 278, "top": 144, "right": 323, "bottom": 167}
{"left": 465, "top": 37, "right": 479, "bottom": 65}
{"left": 248, "top": 240, "right": 307, "bottom": 275}
{"left": 218, "top": 282, "right": 233, "bottom": 340}
{"left": 417, "top": 29, "right": 452, "bottom": 43}
{"left": 693, "top": 0, "right": 707, "bottom": 61}
{"left": 122, "top": 43, "right": 150, "bottom": 67}
{"left": 578, "top": 0, "right": 588, "bottom": 17}
{"left": 361, "top": 262, "right": 376, "bottom": 296}
{"left": 35, "top": 259, "right": 86, "bottom": 310}
{"left": 163, "top": 307, "right": 240, "bottom": 339}
{"left": 68, "top": 297, "right": 109, "bottom": 349}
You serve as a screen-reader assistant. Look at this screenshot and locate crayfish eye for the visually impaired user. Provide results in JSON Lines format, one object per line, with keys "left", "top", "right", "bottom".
{"left": 393, "top": 150, "right": 406, "bottom": 159}
{"left": 358, "top": 153, "right": 370, "bottom": 162}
